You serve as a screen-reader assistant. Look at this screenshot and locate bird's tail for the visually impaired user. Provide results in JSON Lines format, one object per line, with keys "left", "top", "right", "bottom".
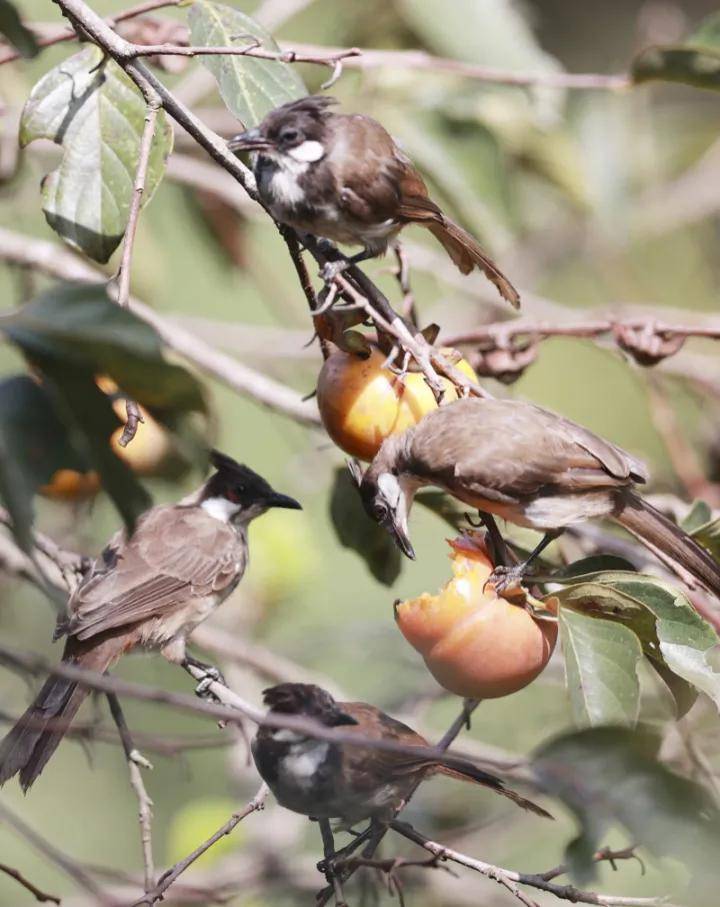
{"left": 435, "top": 757, "right": 552, "bottom": 818}
{"left": 0, "top": 637, "right": 122, "bottom": 791}
{"left": 426, "top": 217, "right": 520, "bottom": 308}
{"left": 615, "top": 493, "right": 720, "bottom": 598}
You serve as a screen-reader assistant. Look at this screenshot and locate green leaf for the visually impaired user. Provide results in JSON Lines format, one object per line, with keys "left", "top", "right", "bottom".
{"left": 554, "top": 572, "right": 720, "bottom": 716}
{"left": 187, "top": 1, "right": 305, "bottom": 127}
{"left": 551, "top": 554, "right": 638, "bottom": 580}
{"left": 533, "top": 726, "right": 720, "bottom": 886}
{"left": 20, "top": 46, "right": 173, "bottom": 263}
{"left": 2, "top": 283, "right": 208, "bottom": 531}
{"left": 632, "top": 13, "right": 720, "bottom": 92}
{"left": 329, "top": 467, "right": 402, "bottom": 587}
{"left": 559, "top": 608, "right": 642, "bottom": 727}
{"left": 690, "top": 516, "right": 720, "bottom": 563}
{"left": 681, "top": 499, "right": 712, "bottom": 533}
{"left": 691, "top": 11, "right": 720, "bottom": 50}
{"left": 0, "top": 0, "right": 38, "bottom": 58}
{"left": 633, "top": 46, "right": 720, "bottom": 90}
{"left": 0, "top": 375, "right": 93, "bottom": 552}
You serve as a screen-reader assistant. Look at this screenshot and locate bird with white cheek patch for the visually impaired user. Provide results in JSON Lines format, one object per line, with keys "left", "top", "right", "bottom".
{"left": 0, "top": 451, "right": 301, "bottom": 792}
{"left": 252, "top": 683, "right": 551, "bottom": 839}
{"left": 229, "top": 96, "right": 520, "bottom": 306}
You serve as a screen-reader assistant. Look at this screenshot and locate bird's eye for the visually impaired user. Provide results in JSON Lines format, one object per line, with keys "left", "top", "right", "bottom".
{"left": 280, "top": 128, "right": 298, "bottom": 144}
{"left": 373, "top": 503, "right": 388, "bottom": 522}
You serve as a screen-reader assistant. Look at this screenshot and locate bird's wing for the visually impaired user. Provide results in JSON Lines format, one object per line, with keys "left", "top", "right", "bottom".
{"left": 65, "top": 506, "right": 243, "bottom": 640}
{"left": 408, "top": 398, "right": 647, "bottom": 502}
{"left": 337, "top": 702, "right": 433, "bottom": 785}
{"left": 325, "top": 115, "right": 431, "bottom": 226}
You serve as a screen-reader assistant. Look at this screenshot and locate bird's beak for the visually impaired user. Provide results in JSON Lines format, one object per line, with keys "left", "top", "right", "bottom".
{"left": 384, "top": 517, "right": 416, "bottom": 560}
{"left": 266, "top": 491, "right": 302, "bottom": 510}
{"left": 332, "top": 711, "right": 359, "bottom": 727}
{"left": 228, "top": 128, "right": 273, "bottom": 152}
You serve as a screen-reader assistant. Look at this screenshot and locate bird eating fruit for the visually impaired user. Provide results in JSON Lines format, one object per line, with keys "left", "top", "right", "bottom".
{"left": 229, "top": 96, "right": 520, "bottom": 307}
{"left": 351, "top": 396, "right": 720, "bottom": 597}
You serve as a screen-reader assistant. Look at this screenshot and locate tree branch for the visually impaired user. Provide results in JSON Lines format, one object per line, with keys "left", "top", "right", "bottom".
{"left": 131, "top": 784, "right": 268, "bottom": 906}
{"left": 0, "top": 227, "right": 320, "bottom": 426}
{"left": 391, "top": 822, "right": 676, "bottom": 907}
{"left": 0, "top": 862, "right": 60, "bottom": 904}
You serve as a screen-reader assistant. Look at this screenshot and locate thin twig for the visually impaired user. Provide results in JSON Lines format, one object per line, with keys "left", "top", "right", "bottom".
{"left": 391, "top": 822, "right": 675, "bottom": 907}
{"left": 0, "top": 227, "right": 320, "bottom": 426}
{"left": 0, "top": 801, "right": 113, "bottom": 904}
{"left": 0, "top": 862, "right": 60, "bottom": 904}
{"left": 282, "top": 41, "right": 631, "bottom": 90}
{"left": 115, "top": 96, "right": 160, "bottom": 446}
{"left": 131, "top": 784, "right": 268, "bottom": 906}
{"left": 0, "top": 0, "right": 182, "bottom": 65}
{"left": 106, "top": 693, "right": 155, "bottom": 893}
{"left": 0, "top": 644, "right": 522, "bottom": 771}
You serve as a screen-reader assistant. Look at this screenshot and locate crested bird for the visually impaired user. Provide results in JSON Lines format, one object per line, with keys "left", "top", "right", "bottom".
{"left": 229, "top": 96, "right": 519, "bottom": 307}
{"left": 0, "top": 451, "right": 301, "bottom": 791}
{"left": 351, "top": 396, "right": 720, "bottom": 596}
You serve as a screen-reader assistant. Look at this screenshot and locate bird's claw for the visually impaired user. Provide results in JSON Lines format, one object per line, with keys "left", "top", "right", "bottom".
{"left": 128, "top": 748, "right": 154, "bottom": 771}
{"left": 321, "top": 259, "right": 349, "bottom": 283}
{"left": 193, "top": 665, "right": 226, "bottom": 702}
{"left": 485, "top": 564, "right": 526, "bottom": 596}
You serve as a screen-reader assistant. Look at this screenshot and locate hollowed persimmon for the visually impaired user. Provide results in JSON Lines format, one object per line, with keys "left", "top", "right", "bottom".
{"left": 395, "top": 533, "right": 557, "bottom": 699}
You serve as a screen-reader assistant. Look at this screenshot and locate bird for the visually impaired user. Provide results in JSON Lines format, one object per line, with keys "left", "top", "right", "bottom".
{"left": 228, "top": 96, "right": 520, "bottom": 308}
{"left": 252, "top": 682, "right": 550, "bottom": 827}
{"left": 0, "top": 451, "right": 301, "bottom": 791}
{"left": 350, "top": 396, "right": 720, "bottom": 596}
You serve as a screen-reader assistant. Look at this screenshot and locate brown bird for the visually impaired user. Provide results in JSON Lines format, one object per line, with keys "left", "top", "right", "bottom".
{"left": 351, "top": 396, "right": 720, "bottom": 595}
{"left": 228, "top": 96, "right": 520, "bottom": 307}
{"left": 0, "top": 452, "right": 301, "bottom": 791}
{"left": 252, "top": 683, "right": 550, "bottom": 826}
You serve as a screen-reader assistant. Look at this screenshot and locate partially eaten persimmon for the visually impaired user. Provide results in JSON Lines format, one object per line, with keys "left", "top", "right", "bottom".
{"left": 395, "top": 533, "right": 557, "bottom": 699}
{"left": 316, "top": 344, "right": 478, "bottom": 461}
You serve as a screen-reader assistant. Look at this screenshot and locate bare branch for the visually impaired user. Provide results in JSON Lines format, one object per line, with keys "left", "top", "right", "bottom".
{"left": 106, "top": 693, "right": 155, "bottom": 893}
{"left": 114, "top": 93, "right": 160, "bottom": 446}
{"left": 0, "top": 227, "right": 321, "bottom": 426}
{"left": 0, "top": 801, "right": 113, "bottom": 904}
{"left": 283, "top": 41, "right": 631, "bottom": 90}
{"left": 391, "top": 822, "right": 676, "bottom": 907}
{"left": 0, "top": 0, "right": 182, "bottom": 65}
{"left": 0, "top": 862, "right": 60, "bottom": 904}
{"left": 132, "top": 784, "right": 268, "bottom": 906}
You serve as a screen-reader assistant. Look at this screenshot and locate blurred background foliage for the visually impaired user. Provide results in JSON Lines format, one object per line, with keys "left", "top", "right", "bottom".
{"left": 2, "top": 0, "right": 720, "bottom": 904}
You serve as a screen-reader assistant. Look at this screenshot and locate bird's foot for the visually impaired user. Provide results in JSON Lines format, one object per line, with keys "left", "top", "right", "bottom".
{"left": 485, "top": 564, "right": 528, "bottom": 596}
{"left": 128, "top": 748, "right": 154, "bottom": 771}
{"left": 194, "top": 665, "right": 227, "bottom": 702}
{"left": 183, "top": 656, "right": 227, "bottom": 702}
{"left": 320, "top": 258, "right": 350, "bottom": 283}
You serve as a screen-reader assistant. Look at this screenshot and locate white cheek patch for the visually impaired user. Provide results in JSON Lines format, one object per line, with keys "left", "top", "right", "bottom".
{"left": 201, "top": 496, "right": 240, "bottom": 523}
{"left": 287, "top": 140, "right": 325, "bottom": 163}
{"left": 378, "top": 472, "right": 401, "bottom": 508}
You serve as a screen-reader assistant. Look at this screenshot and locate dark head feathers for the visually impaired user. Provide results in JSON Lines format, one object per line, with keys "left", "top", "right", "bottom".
{"left": 273, "top": 95, "right": 337, "bottom": 119}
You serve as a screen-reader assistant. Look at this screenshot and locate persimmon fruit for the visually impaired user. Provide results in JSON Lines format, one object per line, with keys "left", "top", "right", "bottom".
{"left": 395, "top": 534, "right": 557, "bottom": 699}
{"left": 316, "top": 344, "right": 478, "bottom": 461}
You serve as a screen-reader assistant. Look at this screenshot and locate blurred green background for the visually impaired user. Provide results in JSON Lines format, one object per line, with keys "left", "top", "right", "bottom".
{"left": 2, "top": 0, "right": 720, "bottom": 904}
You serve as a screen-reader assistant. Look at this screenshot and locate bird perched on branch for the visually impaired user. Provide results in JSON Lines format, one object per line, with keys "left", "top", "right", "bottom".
{"left": 0, "top": 451, "right": 301, "bottom": 791}
{"left": 229, "top": 96, "right": 520, "bottom": 308}
{"left": 350, "top": 397, "right": 720, "bottom": 596}
{"left": 252, "top": 683, "right": 550, "bottom": 826}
